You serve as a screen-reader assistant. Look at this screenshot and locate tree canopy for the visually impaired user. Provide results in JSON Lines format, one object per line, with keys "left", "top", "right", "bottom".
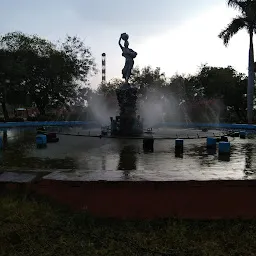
{"left": 0, "top": 30, "right": 251, "bottom": 124}
{"left": 95, "top": 64, "right": 247, "bottom": 123}
{"left": 0, "top": 31, "right": 96, "bottom": 118}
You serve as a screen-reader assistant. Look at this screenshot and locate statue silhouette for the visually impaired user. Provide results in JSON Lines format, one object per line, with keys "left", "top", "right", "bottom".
{"left": 118, "top": 33, "right": 137, "bottom": 83}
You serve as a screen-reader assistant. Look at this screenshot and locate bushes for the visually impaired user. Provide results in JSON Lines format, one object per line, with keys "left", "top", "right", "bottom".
{"left": 0, "top": 113, "right": 88, "bottom": 122}
{"left": 27, "top": 114, "right": 68, "bottom": 121}
{"left": 35, "top": 115, "right": 53, "bottom": 121}
{"left": 8, "top": 117, "right": 25, "bottom": 122}
{"left": 66, "top": 112, "right": 87, "bottom": 121}
{"left": 27, "top": 114, "right": 59, "bottom": 121}
{"left": 0, "top": 117, "right": 24, "bottom": 122}
{"left": 0, "top": 115, "right": 58, "bottom": 122}
{"left": 26, "top": 116, "right": 37, "bottom": 121}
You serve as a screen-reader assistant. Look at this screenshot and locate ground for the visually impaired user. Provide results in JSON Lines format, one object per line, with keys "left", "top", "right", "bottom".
{"left": 1, "top": 192, "right": 256, "bottom": 256}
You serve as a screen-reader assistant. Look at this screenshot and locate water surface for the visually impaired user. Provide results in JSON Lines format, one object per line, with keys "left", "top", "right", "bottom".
{"left": 0, "top": 127, "right": 255, "bottom": 181}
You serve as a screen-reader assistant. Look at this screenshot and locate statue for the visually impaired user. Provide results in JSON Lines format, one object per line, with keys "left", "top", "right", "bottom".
{"left": 109, "top": 33, "right": 143, "bottom": 136}
{"left": 118, "top": 33, "right": 137, "bottom": 83}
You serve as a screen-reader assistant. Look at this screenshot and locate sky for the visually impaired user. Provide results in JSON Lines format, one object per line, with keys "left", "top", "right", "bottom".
{"left": 0, "top": 0, "right": 253, "bottom": 88}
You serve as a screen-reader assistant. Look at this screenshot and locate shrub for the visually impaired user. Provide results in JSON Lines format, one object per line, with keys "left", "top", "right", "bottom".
{"left": 7, "top": 117, "right": 24, "bottom": 122}
{"left": 27, "top": 116, "right": 38, "bottom": 121}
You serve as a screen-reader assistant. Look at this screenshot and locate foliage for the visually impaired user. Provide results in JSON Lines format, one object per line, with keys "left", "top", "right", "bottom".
{"left": 0, "top": 117, "right": 24, "bottom": 122}
{"left": 97, "top": 79, "right": 122, "bottom": 96}
{"left": 0, "top": 29, "right": 251, "bottom": 123}
{"left": 194, "top": 65, "right": 247, "bottom": 121}
{"left": 131, "top": 66, "right": 167, "bottom": 99}
{"left": 96, "top": 64, "right": 247, "bottom": 123}
{"left": 95, "top": 79, "right": 121, "bottom": 110}
{"left": 219, "top": 0, "right": 256, "bottom": 45}
{"left": 219, "top": 0, "right": 256, "bottom": 123}
{"left": 0, "top": 32, "right": 96, "bottom": 117}
{"left": 59, "top": 35, "right": 97, "bottom": 84}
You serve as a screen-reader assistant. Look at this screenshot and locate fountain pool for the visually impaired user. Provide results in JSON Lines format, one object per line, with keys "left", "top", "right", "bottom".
{"left": 0, "top": 126, "right": 255, "bottom": 181}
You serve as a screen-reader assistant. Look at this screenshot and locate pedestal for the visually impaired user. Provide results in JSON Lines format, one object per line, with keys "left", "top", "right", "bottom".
{"left": 111, "top": 83, "right": 143, "bottom": 136}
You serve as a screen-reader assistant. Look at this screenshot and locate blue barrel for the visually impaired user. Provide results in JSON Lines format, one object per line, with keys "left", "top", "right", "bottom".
{"left": 239, "top": 131, "right": 246, "bottom": 139}
{"left": 42, "top": 134, "right": 47, "bottom": 144}
{"left": 219, "top": 141, "right": 230, "bottom": 155}
{"left": 207, "top": 137, "right": 216, "bottom": 148}
{"left": 36, "top": 134, "right": 47, "bottom": 147}
{"left": 0, "top": 137, "right": 2, "bottom": 149}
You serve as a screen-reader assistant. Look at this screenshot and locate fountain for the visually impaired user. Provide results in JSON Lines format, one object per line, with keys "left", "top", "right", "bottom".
{"left": 110, "top": 33, "right": 143, "bottom": 136}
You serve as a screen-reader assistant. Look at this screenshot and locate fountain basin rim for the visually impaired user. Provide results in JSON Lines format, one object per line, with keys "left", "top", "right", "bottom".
{"left": 58, "top": 133, "right": 227, "bottom": 140}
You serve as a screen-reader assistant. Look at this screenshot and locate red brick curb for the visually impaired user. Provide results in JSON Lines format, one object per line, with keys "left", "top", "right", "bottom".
{"left": 1, "top": 171, "right": 256, "bottom": 219}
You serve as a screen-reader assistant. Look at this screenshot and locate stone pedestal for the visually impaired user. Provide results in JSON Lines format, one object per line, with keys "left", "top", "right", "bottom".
{"left": 111, "top": 83, "right": 143, "bottom": 136}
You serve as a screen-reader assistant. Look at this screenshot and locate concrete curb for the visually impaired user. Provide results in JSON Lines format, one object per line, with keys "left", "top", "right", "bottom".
{"left": 1, "top": 170, "right": 256, "bottom": 219}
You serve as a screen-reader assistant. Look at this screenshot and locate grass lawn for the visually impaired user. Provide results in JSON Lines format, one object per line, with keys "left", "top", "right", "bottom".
{"left": 1, "top": 192, "right": 256, "bottom": 256}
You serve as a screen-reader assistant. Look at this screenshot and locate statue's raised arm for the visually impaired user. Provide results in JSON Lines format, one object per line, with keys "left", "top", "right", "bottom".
{"left": 118, "top": 36, "right": 123, "bottom": 50}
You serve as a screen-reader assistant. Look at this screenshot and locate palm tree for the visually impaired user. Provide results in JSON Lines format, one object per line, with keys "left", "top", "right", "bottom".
{"left": 219, "top": 0, "right": 256, "bottom": 123}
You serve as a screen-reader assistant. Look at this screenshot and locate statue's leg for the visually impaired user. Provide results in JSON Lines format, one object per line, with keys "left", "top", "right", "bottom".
{"left": 126, "top": 61, "right": 133, "bottom": 80}
{"left": 130, "top": 60, "right": 134, "bottom": 75}
{"left": 126, "top": 70, "right": 131, "bottom": 81}
{"left": 122, "top": 61, "right": 129, "bottom": 79}
{"left": 122, "top": 68, "right": 126, "bottom": 79}
{"left": 126, "top": 60, "right": 134, "bottom": 79}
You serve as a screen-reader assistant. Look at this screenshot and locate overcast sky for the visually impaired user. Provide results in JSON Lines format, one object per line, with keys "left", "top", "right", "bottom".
{"left": 0, "top": 0, "right": 252, "bottom": 88}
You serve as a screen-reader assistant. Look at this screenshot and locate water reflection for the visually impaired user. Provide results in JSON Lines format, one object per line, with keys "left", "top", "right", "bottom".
{"left": 143, "top": 137, "right": 154, "bottom": 153}
{"left": 2, "top": 130, "right": 7, "bottom": 149}
{"left": 117, "top": 145, "right": 137, "bottom": 180}
{"left": 245, "top": 144, "right": 253, "bottom": 170}
{"left": 118, "top": 145, "right": 137, "bottom": 170}
{"left": 0, "top": 152, "right": 2, "bottom": 165}
{"left": 207, "top": 148, "right": 216, "bottom": 155}
{"left": 243, "top": 143, "right": 254, "bottom": 177}
{"left": 175, "top": 148, "right": 183, "bottom": 158}
{"left": 101, "top": 155, "right": 106, "bottom": 170}
{"left": 0, "top": 129, "right": 78, "bottom": 170}
{"left": 218, "top": 154, "right": 231, "bottom": 162}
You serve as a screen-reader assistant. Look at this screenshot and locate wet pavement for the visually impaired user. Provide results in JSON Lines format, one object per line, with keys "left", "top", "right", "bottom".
{"left": 0, "top": 127, "right": 256, "bottom": 181}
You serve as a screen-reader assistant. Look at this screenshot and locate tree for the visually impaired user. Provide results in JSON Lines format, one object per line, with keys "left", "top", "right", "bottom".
{"left": 163, "top": 65, "right": 247, "bottom": 123}
{"left": 71, "top": 86, "right": 93, "bottom": 107}
{"left": 218, "top": 0, "right": 256, "bottom": 123}
{"left": 59, "top": 36, "right": 96, "bottom": 85}
{"left": 0, "top": 48, "right": 30, "bottom": 120}
{"left": 195, "top": 65, "right": 247, "bottom": 122}
{"left": 0, "top": 32, "right": 96, "bottom": 116}
{"left": 130, "top": 66, "right": 167, "bottom": 98}
{"left": 0, "top": 49, "right": 10, "bottom": 120}
{"left": 97, "top": 78, "right": 122, "bottom": 96}
{"left": 0, "top": 32, "right": 55, "bottom": 116}
{"left": 94, "top": 79, "right": 122, "bottom": 112}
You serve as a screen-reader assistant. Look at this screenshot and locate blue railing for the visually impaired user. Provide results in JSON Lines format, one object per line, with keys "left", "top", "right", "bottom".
{"left": 153, "top": 122, "right": 256, "bottom": 130}
{"left": 0, "top": 121, "right": 100, "bottom": 128}
{"left": 1, "top": 121, "right": 256, "bottom": 131}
